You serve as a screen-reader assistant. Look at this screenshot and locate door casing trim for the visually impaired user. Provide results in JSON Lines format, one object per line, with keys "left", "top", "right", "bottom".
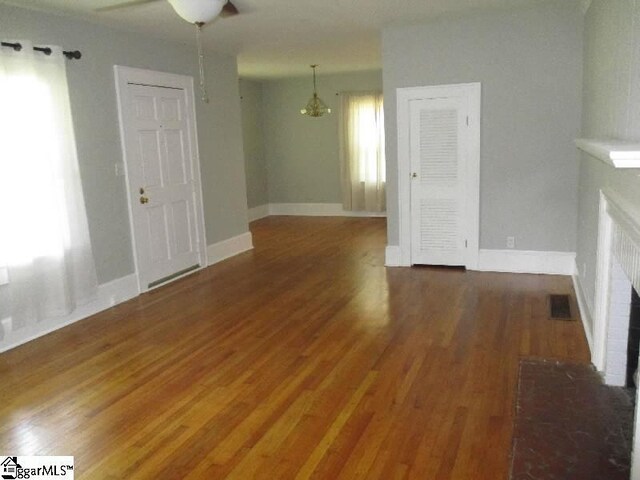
{"left": 396, "top": 83, "right": 481, "bottom": 268}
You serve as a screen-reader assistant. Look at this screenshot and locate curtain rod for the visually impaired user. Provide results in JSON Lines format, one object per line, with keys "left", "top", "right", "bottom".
{"left": 1, "top": 41, "right": 82, "bottom": 60}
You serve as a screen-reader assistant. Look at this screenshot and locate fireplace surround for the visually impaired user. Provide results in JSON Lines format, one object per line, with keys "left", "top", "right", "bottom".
{"left": 583, "top": 189, "right": 640, "bottom": 477}
{"left": 591, "top": 190, "right": 640, "bottom": 384}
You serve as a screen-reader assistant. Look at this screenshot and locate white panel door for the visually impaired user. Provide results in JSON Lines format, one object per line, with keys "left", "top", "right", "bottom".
{"left": 121, "top": 82, "right": 204, "bottom": 290}
{"left": 409, "top": 96, "right": 468, "bottom": 266}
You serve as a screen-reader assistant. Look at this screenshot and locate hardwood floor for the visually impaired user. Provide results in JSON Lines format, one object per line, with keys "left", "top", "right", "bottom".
{"left": 0, "top": 217, "right": 590, "bottom": 479}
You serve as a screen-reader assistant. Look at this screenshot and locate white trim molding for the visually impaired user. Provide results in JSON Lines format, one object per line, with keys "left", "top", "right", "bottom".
{"left": 572, "top": 266, "right": 595, "bottom": 355}
{"left": 0, "top": 274, "right": 139, "bottom": 354}
{"left": 476, "top": 249, "right": 576, "bottom": 275}
{"left": 247, "top": 203, "right": 387, "bottom": 220}
{"left": 207, "top": 232, "right": 254, "bottom": 265}
{"left": 592, "top": 190, "right": 614, "bottom": 371}
{"left": 248, "top": 204, "right": 270, "bottom": 222}
{"left": 384, "top": 247, "right": 575, "bottom": 274}
{"left": 385, "top": 246, "right": 402, "bottom": 267}
{"left": 575, "top": 138, "right": 640, "bottom": 168}
{"left": 268, "top": 203, "right": 386, "bottom": 217}
{"left": 396, "top": 83, "right": 481, "bottom": 269}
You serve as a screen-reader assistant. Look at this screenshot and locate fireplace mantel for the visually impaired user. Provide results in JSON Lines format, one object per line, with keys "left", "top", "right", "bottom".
{"left": 575, "top": 139, "right": 640, "bottom": 168}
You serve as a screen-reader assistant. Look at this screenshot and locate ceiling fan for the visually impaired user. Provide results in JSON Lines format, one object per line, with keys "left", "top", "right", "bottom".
{"left": 97, "top": 0, "right": 240, "bottom": 103}
{"left": 96, "top": 0, "right": 239, "bottom": 19}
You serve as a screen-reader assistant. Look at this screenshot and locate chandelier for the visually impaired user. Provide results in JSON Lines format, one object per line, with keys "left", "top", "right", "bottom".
{"left": 300, "top": 65, "right": 331, "bottom": 117}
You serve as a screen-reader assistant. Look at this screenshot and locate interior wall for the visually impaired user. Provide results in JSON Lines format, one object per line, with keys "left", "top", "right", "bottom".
{"left": 382, "top": 1, "right": 584, "bottom": 251}
{"left": 575, "top": 0, "right": 640, "bottom": 336}
{"left": 262, "top": 70, "right": 382, "bottom": 205}
{"left": 240, "top": 79, "right": 269, "bottom": 209}
{"left": 0, "top": 4, "right": 249, "bottom": 285}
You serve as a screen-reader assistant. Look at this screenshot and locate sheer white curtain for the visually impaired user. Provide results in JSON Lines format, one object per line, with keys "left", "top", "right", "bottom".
{"left": 0, "top": 42, "right": 97, "bottom": 333}
{"left": 339, "top": 92, "right": 386, "bottom": 212}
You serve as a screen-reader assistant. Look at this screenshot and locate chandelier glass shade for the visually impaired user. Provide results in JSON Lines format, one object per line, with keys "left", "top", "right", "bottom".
{"left": 167, "top": 0, "right": 225, "bottom": 23}
{"left": 301, "top": 65, "right": 331, "bottom": 117}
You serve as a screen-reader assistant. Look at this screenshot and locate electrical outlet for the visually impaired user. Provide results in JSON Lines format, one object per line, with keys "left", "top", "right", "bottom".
{"left": 506, "top": 236, "right": 515, "bottom": 249}
{"left": 114, "top": 162, "right": 125, "bottom": 177}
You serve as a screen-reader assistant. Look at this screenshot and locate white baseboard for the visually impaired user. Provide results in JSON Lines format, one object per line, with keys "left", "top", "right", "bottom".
{"left": 572, "top": 267, "right": 594, "bottom": 357}
{"left": 207, "top": 232, "right": 254, "bottom": 265}
{"left": 99, "top": 274, "right": 139, "bottom": 306}
{"left": 385, "top": 247, "right": 575, "bottom": 274}
{"left": 248, "top": 204, "right": 270, "bottom": 222}
{"left": 0, "top": 273, "right": 139, "bottom": 354}
{"left": 268, "top": 203, "right": 386, "bottom": 218}
{"left": 385, "top": 246, "right": 402, "bottom": 267}
{"left": 246, "top": 203, "right": 386, "bottom": 219}
{"left": 476, "top": 249, "right": 576, "bottom": 275}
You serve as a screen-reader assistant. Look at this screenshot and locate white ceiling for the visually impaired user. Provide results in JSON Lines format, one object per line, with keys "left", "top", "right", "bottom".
{"left": 5, "top": 0, "right": 573, "bottom": 79}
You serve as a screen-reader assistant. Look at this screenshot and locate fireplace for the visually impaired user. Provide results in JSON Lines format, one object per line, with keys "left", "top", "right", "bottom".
{"left": 602, "top": 257, "right": 635, "bottom": 386}
{"left": 589, "top": 190, "right": 640, "bottom": 476}
{"left": 589, "top": 191, "right": 640, "bottom": 385}
{"left": 627, "top": 288, "right": 640, "bottom": 387}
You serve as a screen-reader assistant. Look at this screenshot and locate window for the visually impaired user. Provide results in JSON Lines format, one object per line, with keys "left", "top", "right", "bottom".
{"left": 0, "top": 42, "right": 97, "bottom": 331}
{"left": 339, "top": 92, "right": 385, "bottom": 212}
{"left": 0, "top": 73, "right": 68, "bottom": 265}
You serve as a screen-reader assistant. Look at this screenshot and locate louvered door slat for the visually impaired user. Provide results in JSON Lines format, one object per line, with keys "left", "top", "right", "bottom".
{"left": 419, "top": 109, "right": 458, "bottom": 187}
{"left": 420, "top": 199, "right": 458, "bottom": 250}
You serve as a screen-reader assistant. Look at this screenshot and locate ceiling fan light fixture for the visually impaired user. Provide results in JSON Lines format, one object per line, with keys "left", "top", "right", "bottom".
{"left": 301, "top": 65, "right": 331, "bottom": 118}
{"left": 167, "top": 0, "right": 226, "bottom": 24}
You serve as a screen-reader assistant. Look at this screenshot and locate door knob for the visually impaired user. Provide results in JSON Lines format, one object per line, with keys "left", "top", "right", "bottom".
{"left": 139, "top": 187, "right": 145, "bottom": 194}
{"left": 140, "top": 196, "right": 149, "bottom": 204}
{"left": 412, "top": 172, "right": 418, "bottom": 178}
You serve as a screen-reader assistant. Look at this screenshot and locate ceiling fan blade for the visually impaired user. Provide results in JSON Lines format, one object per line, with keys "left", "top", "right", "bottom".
{"left": 220, "top": 1, "right": 239, "bottom": 18}
{"left": 95, "top": 0, "right": 162, "bottom": 13}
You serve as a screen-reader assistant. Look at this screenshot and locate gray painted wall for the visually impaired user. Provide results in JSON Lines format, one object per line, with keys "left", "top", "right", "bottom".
{"left": 240, "top": 79, "right": 269, "bottom": 209}
{"left": 382, "top": 1, "right": 584, "bottom": 251}
{"left": 575, "top": 0, "right": 640, "bottom": 336}
{"left": 0, "top": 4, "right": 249, "bottom": 285}
{"left": 262, "top": 71, "right": 382, "bottom": 204}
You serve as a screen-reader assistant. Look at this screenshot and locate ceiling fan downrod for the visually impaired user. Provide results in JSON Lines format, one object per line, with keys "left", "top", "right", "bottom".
{"left": 195, "top": 22, "right": 209, "bottom": 103}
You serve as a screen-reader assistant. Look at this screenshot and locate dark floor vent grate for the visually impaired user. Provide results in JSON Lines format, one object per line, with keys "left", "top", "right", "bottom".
{"left": 549, "top": 294, "right": 574, "bottom": 320}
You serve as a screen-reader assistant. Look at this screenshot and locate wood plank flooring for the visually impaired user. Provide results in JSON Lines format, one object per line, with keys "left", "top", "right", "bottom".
{"left": 0, "top": 217, "right": 590, "bottom": 479}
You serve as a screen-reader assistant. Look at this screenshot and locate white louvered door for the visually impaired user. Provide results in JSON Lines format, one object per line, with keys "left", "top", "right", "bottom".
{"left": 409, "top": 96, "right": 468, "bottom": 266}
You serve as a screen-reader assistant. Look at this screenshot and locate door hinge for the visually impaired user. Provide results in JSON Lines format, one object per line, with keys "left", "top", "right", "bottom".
{"left": 465, "top": 240, "right": 468, "bottom": 248}
{"left": 466, "top": 116, "right": 469, "bottom": 126}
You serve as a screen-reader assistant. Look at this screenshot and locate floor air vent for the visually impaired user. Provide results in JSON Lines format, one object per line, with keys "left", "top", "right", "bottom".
{"left": 549, "top": 294, "right": 573, "bottom": 320}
